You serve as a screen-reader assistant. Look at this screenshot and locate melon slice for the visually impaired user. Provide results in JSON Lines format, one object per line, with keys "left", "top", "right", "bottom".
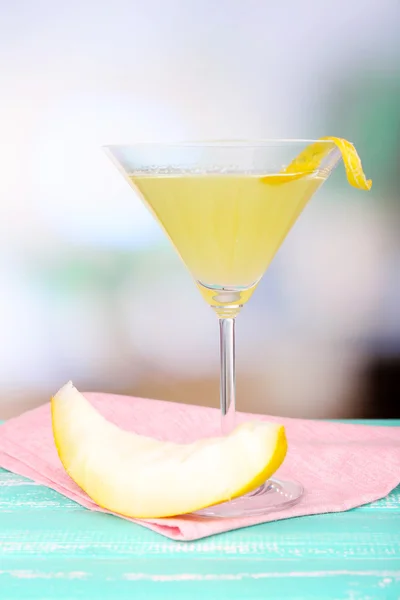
{"left": 51, "top": 382, "right": 287, "bottom": 518}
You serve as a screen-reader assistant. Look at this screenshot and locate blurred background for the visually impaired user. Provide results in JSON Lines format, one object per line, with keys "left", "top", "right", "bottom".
{"left": 0, "top": 0, "right": 399, "bottom": 420}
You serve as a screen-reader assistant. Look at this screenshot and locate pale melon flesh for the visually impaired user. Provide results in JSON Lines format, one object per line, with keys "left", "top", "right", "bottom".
{"left": 51, "top": 382, "right": 287, "bottom": 518}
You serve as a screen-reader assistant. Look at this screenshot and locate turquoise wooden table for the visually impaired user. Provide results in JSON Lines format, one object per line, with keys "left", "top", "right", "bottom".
{"left": 0, "top": 420, "right": 399, "bottom": 600}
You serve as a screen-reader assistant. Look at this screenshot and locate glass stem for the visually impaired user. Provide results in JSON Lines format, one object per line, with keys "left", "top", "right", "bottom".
{"left": 219, "top": 317, "right": 236, "bottom": 435}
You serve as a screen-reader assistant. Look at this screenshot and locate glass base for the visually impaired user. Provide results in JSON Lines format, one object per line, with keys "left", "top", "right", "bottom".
{"left": 193, "top": 479, "right": 303, "bottom": 518}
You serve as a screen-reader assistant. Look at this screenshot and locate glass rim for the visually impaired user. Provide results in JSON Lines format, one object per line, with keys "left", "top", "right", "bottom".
{"left": 103, "top": 138, "right": 341, "bottom": 150}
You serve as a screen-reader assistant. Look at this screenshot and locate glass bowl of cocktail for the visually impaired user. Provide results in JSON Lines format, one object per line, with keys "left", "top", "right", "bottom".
{"left": 51, "top": 139, "right": 371, "bottom": 519}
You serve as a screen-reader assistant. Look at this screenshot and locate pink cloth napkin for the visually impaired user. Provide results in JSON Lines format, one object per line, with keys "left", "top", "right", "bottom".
{"left": 0, "top": 392, "right": 399, "bottom": 541}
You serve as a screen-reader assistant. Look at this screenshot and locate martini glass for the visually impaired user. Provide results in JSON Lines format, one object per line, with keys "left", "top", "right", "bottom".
{"left": 105, "top": 140, "right": 341, "bottom": 518}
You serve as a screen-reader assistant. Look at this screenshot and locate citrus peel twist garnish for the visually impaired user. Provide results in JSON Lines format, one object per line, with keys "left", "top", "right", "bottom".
{"left": 262, "top": 137, "right": 372, "bottom": 190}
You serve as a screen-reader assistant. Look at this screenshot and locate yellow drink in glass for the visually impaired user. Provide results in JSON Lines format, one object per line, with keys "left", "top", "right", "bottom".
{"left": 130, "top": 173, "right": 324, "bottom": 314}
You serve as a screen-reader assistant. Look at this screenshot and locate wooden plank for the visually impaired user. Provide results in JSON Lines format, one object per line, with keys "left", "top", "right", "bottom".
{"left": 1, "top": 510, "right": 400, "bottom": 560}
{"left": 1, "top": 559, "right": 399, "bottom": 600}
